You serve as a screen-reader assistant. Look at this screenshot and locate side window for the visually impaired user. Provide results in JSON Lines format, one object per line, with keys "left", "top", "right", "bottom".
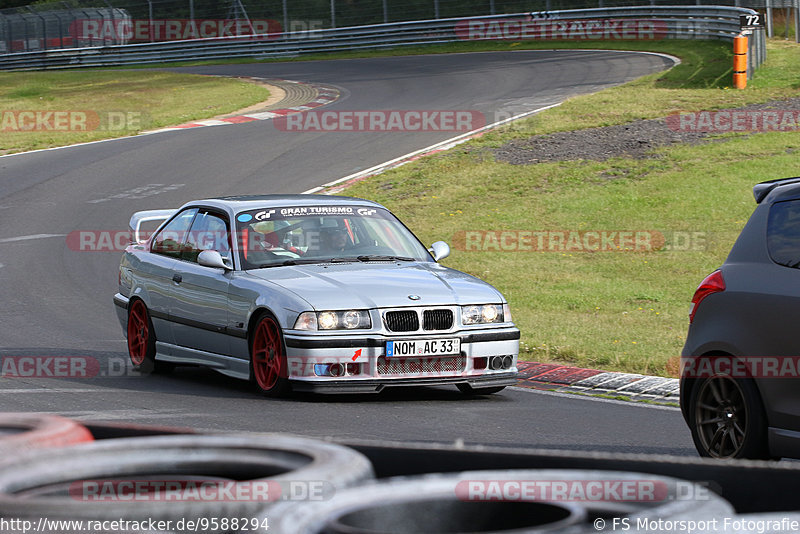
{"left": 767, "top": 200, "right": 800, "bottom": 268}
{"left": 151, "top": 209, "right": 198, "bottom": 258}
{"left": 182, "top": 211, "right": 231, "bottom": 264}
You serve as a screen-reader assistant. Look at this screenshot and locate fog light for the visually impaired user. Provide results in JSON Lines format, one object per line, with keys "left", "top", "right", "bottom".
{"left": 346, "top": 363, "right": 360, "bottom": 375}
{"left": 314, "top": 363, "right": 347, "bottom": 377}
{"left": 502, "top": 355, "right": 513, "bottom": 369}
{"left": 490, "top": 357, "right": 503, "bottom": 370}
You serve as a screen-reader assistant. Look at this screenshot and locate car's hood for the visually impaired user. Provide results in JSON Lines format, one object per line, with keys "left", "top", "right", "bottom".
{"left": 246, "top": 262, "right": 504, "bottom": 309}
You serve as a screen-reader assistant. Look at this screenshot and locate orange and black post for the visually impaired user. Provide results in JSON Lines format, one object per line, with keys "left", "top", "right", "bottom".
{"left": 733, "top": 33, "right": 748, "bottom": 89}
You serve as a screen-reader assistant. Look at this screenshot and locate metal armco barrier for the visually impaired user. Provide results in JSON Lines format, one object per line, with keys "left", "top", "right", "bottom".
{"left": 0, "top": 6, "right": 766, "bottom": 74}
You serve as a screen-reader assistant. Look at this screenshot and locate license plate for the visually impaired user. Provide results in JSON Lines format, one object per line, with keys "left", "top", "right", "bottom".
{"left": 386, "top": 338, "right": 461, "bottom": 358}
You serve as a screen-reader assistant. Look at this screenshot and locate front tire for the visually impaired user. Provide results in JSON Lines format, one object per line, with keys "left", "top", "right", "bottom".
{"left": 127, "top": 299, "right": 157, "bottom": 374}
{"left": 127, "top": 300, "right": 173, "bottom": 375}
{"left": 689, "top": 374, "right": 769, "bottom": 459}
{"left": 250, "top": 313, "right": 291, "bottom": 397}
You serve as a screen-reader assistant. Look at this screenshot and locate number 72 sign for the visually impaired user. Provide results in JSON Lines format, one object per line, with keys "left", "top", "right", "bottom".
{"left": 740, "top": 13, "right": 763, "bottom": 30}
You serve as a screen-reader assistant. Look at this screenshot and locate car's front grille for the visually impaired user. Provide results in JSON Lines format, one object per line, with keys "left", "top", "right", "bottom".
{"left": 423, "top": 309, "right": 453, "bottom": 331}
{"left": 384, "top": 310, "right": 419, "bottom": 332}
{"left": 384, "top": 308, "right": 454, "bottom": 332}
{"left": 377, "top": 356, "right": 466, "bottom": 375}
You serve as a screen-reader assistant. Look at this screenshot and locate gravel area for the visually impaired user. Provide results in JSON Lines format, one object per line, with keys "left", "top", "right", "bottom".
{"left": 494, "top": 98, "right": 800, "bottom": 164}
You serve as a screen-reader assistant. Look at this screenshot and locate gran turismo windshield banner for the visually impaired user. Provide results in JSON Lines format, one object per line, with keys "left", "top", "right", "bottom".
{"left": 236, "top": 206, "right": 380, "bottom": 223}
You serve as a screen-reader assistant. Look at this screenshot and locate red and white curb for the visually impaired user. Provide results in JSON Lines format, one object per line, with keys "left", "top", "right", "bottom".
{"left": 516, "top": 362, "right": 679, "bottom": 401}
{"left": 143, "top": 79, "right": 341, "bottom": 134}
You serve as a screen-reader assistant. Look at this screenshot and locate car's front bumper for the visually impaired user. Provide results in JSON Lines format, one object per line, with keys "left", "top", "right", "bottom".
{"left": 283, "top": 326, "right": 520, "bottom": 392}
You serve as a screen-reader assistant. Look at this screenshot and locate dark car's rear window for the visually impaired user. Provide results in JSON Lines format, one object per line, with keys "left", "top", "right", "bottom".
{"left": 767, "top": 200, "right": 800, "bottom": 268}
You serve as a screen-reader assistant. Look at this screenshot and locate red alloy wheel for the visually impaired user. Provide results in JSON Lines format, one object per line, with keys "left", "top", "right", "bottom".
{"left": 251, "top": 315, "right": 287, "bottom": 393}
{"left": 127, "top": 300, "right": 150, "bottom": 366}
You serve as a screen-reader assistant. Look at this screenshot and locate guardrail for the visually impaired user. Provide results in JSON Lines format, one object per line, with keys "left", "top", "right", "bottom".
{"left": 0, "top": 6, "right": 766, "bottom": 75}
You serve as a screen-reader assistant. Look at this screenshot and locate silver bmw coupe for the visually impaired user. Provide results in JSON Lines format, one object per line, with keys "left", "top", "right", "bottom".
{"left": 114, "top": 195, "right": 519, "bottom": 397}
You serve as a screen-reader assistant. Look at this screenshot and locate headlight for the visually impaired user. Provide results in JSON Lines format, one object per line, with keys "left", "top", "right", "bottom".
{"left": 318, "top": 311, "right": 338, "bottom": 330}
{"left": 461, "top": 304, "right": 504, "bottom": 325}
{"left": 294, "top": 310, "right": 371, "bottom": 331}
{"left": 342, "top": 310, "right": 365, "bottom": 329}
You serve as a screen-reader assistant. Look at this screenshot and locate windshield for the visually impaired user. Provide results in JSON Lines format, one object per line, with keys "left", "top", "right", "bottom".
{"left": 234, "top": 205, "right": 432, "bottom": 269}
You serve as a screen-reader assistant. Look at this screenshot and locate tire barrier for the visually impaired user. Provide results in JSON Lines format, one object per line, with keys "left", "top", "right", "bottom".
{"left": 0, "top": 412, "right": 93, "bottom": 452}
{"left": 0, "top": 433, "right": 374, "bottom": 530}
{"left": 0, "top": 415, "right": 798, "bottom": 533}
{"left": 264, "top": 469, "right": 734, "bottom": 533}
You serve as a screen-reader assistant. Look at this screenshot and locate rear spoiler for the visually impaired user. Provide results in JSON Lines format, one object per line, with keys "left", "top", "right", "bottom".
{"left": 128, "top": 209, "right": 176, "bottom": 244}
{"left": 753, "top": 177, "right": 800, "bottom": 204}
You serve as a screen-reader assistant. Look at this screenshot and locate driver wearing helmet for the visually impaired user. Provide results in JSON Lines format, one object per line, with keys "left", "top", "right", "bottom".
{"left": 319, "top": 226, "right": 350, "bottom": 253}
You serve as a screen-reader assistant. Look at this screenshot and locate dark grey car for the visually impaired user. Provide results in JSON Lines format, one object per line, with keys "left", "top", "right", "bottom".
{"left": 682, "top": 176, "right": 800, "bottom": 460}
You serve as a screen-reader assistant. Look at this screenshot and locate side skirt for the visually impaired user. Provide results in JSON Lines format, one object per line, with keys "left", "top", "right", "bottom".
{"left": 155, "top": 341, "right": 250, "bottom": 380}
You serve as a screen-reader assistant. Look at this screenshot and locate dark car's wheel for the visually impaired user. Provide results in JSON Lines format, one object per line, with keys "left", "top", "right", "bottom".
{"left": 689, "top": 374, "right": 769, "bottom": 459}
{"left": 457, "top": 384, "right": 506, "bottom": 395}
{"left": 127, "top": 300, "right": 174, "bottom": 375}
{"left": 250, "top": 312, "right": 291, "bottom": 397}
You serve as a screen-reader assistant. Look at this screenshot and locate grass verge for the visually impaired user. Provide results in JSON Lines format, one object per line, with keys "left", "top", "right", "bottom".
{"left": 0, "top": 70, "right": 270, "bottom": 154}
{"left": 340, "top": 39, "right": 800, "bottom": 377}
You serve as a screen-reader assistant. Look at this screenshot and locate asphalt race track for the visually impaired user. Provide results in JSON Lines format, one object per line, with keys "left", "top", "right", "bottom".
{"left": 0, "top": 49, "right": 696, "bottom": 455}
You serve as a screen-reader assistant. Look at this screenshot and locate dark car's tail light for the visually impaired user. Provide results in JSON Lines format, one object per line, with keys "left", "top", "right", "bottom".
{"left": 689, "top": 270, "right": 725, "bottom": 323}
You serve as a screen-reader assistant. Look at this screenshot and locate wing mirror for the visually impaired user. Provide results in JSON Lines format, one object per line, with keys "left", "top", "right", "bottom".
{"left": 429, "top": 241, "right": 450, "bottom": 262}
{"left": 198, "top": 250, "right": 232, "bottom": 270}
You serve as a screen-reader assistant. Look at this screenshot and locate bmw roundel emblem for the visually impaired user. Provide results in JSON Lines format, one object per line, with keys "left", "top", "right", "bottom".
{"left": 408, "top": 295, "right": 421, "bottom": 301}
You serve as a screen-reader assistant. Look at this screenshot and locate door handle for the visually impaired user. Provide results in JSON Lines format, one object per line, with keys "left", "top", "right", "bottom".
{"left": 172, "top": 273, "right": 182, "bottom": 283}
